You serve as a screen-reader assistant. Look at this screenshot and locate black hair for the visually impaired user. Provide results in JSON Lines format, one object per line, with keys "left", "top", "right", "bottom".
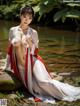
{"left": 20, "top": 5, "right": 34, "bottom": 18}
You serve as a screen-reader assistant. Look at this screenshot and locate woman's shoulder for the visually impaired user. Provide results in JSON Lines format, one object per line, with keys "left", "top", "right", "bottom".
{"left": 29, "top": 27, "right": 39, "bottom": 42}
{"left": 9, "top": 26, "right": 21, "bottom": 38}
{"left": 9, "top": 26, "right": 19, "bottom": 31}
{"left": 29, "top": 27, "right": 38, "bottom": 34}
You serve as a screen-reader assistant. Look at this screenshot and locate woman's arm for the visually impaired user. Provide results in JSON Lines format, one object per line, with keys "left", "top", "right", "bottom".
{"left": 9, "top": 27, "right": 25, "bottom": 67}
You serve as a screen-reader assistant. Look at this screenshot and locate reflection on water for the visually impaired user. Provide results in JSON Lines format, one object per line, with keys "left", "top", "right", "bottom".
{"left": 0, "top": 20, "right": 80, "bottom": 73}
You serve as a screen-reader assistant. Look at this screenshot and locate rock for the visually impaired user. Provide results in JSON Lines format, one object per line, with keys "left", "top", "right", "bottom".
{"left": 7, "top": 94, "right": 19, "bottom": 99}
{"left": 58, "top": 72, "right": 71, "bottom": 76}
{"left": 0, "top": 71, "right": 23, "bottom": 91}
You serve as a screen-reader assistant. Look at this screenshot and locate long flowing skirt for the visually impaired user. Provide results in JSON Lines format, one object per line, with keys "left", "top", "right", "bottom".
{"left": 7, "top": 46, "right": 80, "bottom": 104}
{"left": 17, "top": 50, "right": 80, "bottom": 104}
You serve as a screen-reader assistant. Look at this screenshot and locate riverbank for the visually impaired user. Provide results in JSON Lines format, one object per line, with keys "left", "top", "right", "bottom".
{"left": 0, "top": 59, "right": 80, "bottom": 106}
{"left": 0, "top": 75, "right": 80, "bottom": 106}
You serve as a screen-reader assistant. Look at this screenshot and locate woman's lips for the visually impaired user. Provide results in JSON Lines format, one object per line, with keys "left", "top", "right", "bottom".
{"left": 24, "top": 22, "right": 27, "bottom": 24}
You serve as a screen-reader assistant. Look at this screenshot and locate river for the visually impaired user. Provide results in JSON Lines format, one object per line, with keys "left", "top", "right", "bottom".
{"left": 0, "top": 20, "right": 80, "bottom": 73}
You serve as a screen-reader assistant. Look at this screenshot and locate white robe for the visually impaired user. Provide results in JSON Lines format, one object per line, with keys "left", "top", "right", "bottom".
{"left": 5, "top": 26, "right": 80, "bottom": 104}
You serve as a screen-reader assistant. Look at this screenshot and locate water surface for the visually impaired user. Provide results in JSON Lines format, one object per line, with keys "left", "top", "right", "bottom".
{"left": 0, "top": 20, "right": 80, "bottom": 73}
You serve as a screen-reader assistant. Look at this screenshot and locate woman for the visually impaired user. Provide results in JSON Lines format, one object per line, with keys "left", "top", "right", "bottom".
{"left": 6, "top": 5, "right": 80, "bottom": 103}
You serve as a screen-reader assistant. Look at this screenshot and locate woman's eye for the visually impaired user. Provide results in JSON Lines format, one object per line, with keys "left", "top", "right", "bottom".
{"left": 29, "top": 17, "right": 32, "bottom": 20}
{"left": 23, "top": 15, "right": 32, "bottom": 20}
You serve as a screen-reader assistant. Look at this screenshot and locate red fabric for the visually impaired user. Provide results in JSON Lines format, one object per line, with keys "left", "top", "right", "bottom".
{"left": 8, "top": 45, "right": 51, "bottom": 101}
{"left": 30, "top": 54, "right": 33, "bottom": 73}
{"left": 25, "top": 48, "right": 28, "bottom": 88}
{"left": 34, "top": 97, "right": 42, "bottom": 102}
{"left": 34, "top": 48, "right": 38, "bottom": 56}
{"left": 8, "top": 44, "right": 21, "bottom": 79}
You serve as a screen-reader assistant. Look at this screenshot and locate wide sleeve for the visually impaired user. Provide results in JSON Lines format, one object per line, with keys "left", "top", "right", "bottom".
{"left": 30, "top": 30, "right": 39, "bottom": 55}
{"left": 9, "top": 27, "right": 21, "bottom": 46}
{"left": 32, "top": 30, "right": 39, "bottom": 48}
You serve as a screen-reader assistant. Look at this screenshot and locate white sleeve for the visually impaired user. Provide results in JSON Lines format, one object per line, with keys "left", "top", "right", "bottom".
{"left": 9, "top": 27, "right": 21, "bottom": 46}
{"left": 30, "top": 30, "right": 39, "bottom": 55}
{"left": 32, "top": 30, "right": 39, "bottom": 48}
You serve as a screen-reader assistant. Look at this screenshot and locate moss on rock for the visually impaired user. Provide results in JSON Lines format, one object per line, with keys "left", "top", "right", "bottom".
{"left": 0, "top": 71, "right": 23, "bottom": 91}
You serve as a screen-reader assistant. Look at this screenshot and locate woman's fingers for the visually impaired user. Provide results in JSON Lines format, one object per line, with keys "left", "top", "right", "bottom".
{"left": 26, "top": 37, "right": 32, "bottom": 49}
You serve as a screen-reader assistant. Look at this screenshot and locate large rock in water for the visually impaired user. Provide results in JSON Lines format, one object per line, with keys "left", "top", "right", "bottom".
{"left": 0, "top": 71, "right": 23, "bottom": 91}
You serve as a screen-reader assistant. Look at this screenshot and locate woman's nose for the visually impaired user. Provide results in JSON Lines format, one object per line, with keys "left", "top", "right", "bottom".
{"left": 25, "top": 18, "right": 28, "bottom": 21}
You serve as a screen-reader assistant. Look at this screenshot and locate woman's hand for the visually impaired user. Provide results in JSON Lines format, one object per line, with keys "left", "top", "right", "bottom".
{"left": 26, "top": 37, "right": 32, "bottom": 50}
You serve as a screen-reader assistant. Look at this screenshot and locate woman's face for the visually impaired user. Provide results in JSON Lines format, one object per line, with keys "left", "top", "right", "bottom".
{"left": 20, "top": 13, "right": 32, "bottom": 30}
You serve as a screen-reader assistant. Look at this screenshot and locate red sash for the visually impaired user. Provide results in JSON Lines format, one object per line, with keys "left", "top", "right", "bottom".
{"left": 7, "top": 44, "right": 21, "bottom": 79}
{"left": 7, "top": 44, "right": 51, "bottom": 101}
{"left": 7, "top": 44, "right": 51, "bottom": 87}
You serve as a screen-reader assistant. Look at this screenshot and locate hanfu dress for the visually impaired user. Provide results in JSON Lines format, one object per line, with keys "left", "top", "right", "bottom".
{"left": 5, "top": 26, "right": 80, "bottom": 104}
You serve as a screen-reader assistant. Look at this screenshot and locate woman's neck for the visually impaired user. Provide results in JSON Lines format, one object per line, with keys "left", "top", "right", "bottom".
{"left": 19, "top": 24, "right": 29, "bottom": 33}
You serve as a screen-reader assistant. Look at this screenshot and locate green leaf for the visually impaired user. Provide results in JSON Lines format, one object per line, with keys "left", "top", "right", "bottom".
{"left": 67, "top": 3, "right": 80, "bottom": 7}
{"left": 38, "top": 13, "right": 43, "bottom": 21}
{"left": 62, "top": 16, "right": 66, "bottom": 23}
{"left": 66, "top": 10, "right": 80, "bottom": 19}
{"left": 54, "top": 9, "right": 80, "bottom": 23}
{"left": 33, "top": 5, "right": 40, "bottom": 13}
{"left": 39, "top": 0, "right": 58, "bottom": 14}
{"left": 53, "top": 8, "right": 68, "bottom": 22}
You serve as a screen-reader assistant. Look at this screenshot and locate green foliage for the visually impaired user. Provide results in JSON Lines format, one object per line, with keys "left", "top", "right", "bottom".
{"left": 54, "top": 9, "right": 80, "bottom": 23}
{"left": 53, "top": 8, "right": 68, "bottom": 22}
{"left": 38, "top": 0, "right": 80, "bottom": 23}
{"left": 0, "top": 4, "right": 20, "bottom": 19}
{"left": 0, "top": 0, "right": 41, "bottom": 20}
{"left": 38, "top": 0, "right": 59, "bottom": 19}
{"left": 65, "top": 10, "right": 80, "bottom": 18}
{"left": 0, "top": 0, "right": 80, "bottom": 24}
{"left": 67, "top": 3, "right": 80, "bottom": 7}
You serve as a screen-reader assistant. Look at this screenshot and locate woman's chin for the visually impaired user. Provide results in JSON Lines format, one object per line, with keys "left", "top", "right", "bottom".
{"left": 22, "top": 24, "right": 28, "bottom": 30}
